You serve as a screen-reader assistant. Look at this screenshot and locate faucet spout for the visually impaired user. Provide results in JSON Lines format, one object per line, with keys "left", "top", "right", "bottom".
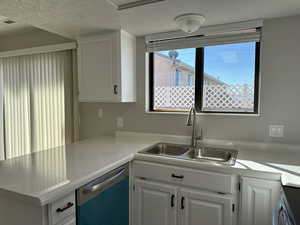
{"left": 186, "top": 107, "right": 195, "bottom": 126}
{"left": 186, "top": 107, "right": 201, "bottom": 148}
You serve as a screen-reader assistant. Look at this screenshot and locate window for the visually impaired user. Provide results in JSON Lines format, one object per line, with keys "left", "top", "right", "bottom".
{"left": 175, "top": 70, "right": 181, "bottom": 86}
{"left": 151, "top": 49, "right": 195, "bottom": 111}
{"left": 187, "top": 74, "right": 193, "bottom": 86}
{"left": 149, "top": 41, "right": 260, "bottom": 114}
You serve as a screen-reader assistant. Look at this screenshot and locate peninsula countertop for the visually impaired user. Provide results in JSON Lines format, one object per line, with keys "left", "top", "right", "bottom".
{"left": 0, "top": 135, "right": 157, "bottom": 205}
{"left": 0, "top": 132, "right": 299, "bottom": 206}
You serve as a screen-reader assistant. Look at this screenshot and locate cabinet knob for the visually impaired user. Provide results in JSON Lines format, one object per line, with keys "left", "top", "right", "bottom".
{"left": 171, "top": 194, "right": 175, "bottom": 207}
{"left": 181, "top": 197, "right": 185, "bottom": 209}
{"left": 113, "top": 85, "right": 118, "bottom": 95}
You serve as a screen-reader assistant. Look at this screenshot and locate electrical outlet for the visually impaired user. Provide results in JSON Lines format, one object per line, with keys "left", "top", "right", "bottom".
{"left": 117, "top": 117, "right": 124, "bottom": 128}
{"left": 269, "top": 125, "right": 284, "bottom": 138}
{"left": 98, "top": 108, "right": 103, "bottom": 118}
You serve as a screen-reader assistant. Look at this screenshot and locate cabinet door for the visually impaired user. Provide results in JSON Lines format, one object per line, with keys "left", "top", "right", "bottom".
{"left": 180, "top": 188, "right": 235, "bottom": 225}
{"left": 132, "top": 179, "right": 177, "bottom": 225}
{"left": 78, "top": 34, "right": 118, "bottom": 102}
{"left": 240, "top": 177, "right": 280, "bottom": 225}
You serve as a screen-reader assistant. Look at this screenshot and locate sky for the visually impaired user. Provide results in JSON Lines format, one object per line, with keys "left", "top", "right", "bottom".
{"left": 159, "top": 42, "right": 256, "bottom": 85}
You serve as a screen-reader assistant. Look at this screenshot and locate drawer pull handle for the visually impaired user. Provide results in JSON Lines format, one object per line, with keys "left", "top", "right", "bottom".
{"left": 171, "top": 194, "right": 175, "bottom": 207}
{"left": 56, "top": 202, "right": 74, "bottom": 213}
{"left": 171, "top": 174, "right": 184, "bottom": 179}
{"left": 181, "top": 197, "right": 185, "bottom": 210}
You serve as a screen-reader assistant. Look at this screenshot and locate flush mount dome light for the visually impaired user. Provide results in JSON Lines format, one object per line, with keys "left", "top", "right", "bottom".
{"left": 174, "top": 13, "right": 205, "bottom": 34}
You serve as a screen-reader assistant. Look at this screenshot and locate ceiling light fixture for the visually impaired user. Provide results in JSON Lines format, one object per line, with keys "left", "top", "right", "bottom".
{"left": 174, "top": 13, "right": 206, "bottom": 34}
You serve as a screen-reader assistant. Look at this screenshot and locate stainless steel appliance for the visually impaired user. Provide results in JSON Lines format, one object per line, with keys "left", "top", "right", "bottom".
{"left": 76, "top": 164, "right": 129, "bottom": 225}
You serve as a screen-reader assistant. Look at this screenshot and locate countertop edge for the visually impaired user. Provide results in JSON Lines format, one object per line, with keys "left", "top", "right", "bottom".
{"left": 37, "top": 153, "right": 135, "bottom": 205}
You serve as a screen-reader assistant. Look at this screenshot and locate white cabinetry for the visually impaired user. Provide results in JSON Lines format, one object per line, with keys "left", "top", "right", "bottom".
{"left": 78, "top": 30, "right": 136, "bottom": 102}
{"left": 48, "top": 192, "right": 76, "bottom": 225}
{"left": 240, "top": 177, "right": 280, "bottom": 225}
{"left": 180, "top": 188, "right": 234, "bottom": 225}
{"left": 61, "top": 218, "right": 76, "bottom": 225}
{"left": 132, "top": 161, "right": 237, "bottom": 225}
{"left": 132, "top": 179, "right": 177, "bottom": 225}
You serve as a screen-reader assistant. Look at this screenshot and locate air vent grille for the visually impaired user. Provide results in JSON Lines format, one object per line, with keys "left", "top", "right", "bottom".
{"left": 107, "top": 0, "right": 165, "bottom": 10}
{"left": 3, "top": 20, "right": 16, "bottom": 24}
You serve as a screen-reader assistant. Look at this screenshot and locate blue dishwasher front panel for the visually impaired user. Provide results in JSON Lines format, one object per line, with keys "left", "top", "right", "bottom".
{"left": 77, "top": 176, "right": 129, "bottom": 225}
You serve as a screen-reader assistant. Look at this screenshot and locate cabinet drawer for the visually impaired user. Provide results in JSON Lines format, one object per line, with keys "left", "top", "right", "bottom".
{"left": 56, "top": 214, "right": 76, "bottom": 225}
{"left": 49, "top": 192, "right": 75, "bottom": 225}
{"left": 133, "top": 161, "right": 236, "bottom": 194}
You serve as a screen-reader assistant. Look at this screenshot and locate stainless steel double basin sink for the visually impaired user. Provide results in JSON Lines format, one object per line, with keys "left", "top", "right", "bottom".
{"left": 139, "top": 143, "right": 238, "bottom": 166}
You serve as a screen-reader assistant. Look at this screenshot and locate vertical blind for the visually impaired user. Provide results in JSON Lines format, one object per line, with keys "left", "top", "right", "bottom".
{"left": 0, "top": 51, "right": 72, "bottom": 159}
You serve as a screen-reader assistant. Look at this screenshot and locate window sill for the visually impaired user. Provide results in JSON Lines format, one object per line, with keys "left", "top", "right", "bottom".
{"left": 145, "top": 110, "right": 260, "bottom": 117}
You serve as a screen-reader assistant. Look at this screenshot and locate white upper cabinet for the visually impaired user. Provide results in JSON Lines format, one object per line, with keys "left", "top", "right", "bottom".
{"left": 78, "top": 30, "right": 136, "bottom": 102}
{"left": 240, "top": 177, "right": 280, "bottom": 225}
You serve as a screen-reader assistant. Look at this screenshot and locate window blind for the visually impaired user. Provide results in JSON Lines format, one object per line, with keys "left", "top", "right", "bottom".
{"left": 1, "top": 51, "right": 72, "bottom": 159}
{"left": 2, "top": 56, "right": 31, "bottom": 158}
{"left": 146, "top": 29, "right": 261, "bottom": 52}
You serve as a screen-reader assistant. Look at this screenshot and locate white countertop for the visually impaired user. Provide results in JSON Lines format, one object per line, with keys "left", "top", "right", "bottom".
{"left": 0, "top": 135, "right": 157, "bottom": 205}
{"left": 0, "top": 131, "right": 299, "bottom": 206}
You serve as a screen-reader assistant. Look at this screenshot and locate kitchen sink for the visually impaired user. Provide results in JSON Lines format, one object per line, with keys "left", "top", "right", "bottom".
{"left": 141, "top": 143, "right": 192, "bottom": 156}
{"left": 139, "top": 143, "right": 238, "bottom": 166}
{"left": 185, "top": 147, "right": 238, "bottom": 165}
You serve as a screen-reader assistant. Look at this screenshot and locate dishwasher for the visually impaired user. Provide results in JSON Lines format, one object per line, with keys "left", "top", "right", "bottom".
{"left": 76, "top": 164, "right": 129, "bottom": 225}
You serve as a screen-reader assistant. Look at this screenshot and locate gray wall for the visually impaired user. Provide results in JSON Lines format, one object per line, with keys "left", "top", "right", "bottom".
{"left": 79, "top": 15, "right": 300, "bottom": 145}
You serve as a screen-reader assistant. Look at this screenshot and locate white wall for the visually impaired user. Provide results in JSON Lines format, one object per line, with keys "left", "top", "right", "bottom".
{"left": 79, "top": 15, "right": 300, "bottom": 145}
{"left": 0, "top": 29, "right": 72, "bottom": 52}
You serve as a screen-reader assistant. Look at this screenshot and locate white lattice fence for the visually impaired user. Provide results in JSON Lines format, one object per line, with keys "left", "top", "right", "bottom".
{"left": 154, "top": 86, "right": 194, "bottom": 110}
{"left": 203, "top": 85, "right": 254, "bottom": 111}
{"left": 170, "top": 87, "right": 195, "bottom": 109}
{"left": 154, "top": 85, "right": 254, "bottom": 111}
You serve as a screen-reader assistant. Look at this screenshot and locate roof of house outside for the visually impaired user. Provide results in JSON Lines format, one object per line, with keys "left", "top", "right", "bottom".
{"left": 156, "top": 52, "right": 227, "bottom": 86}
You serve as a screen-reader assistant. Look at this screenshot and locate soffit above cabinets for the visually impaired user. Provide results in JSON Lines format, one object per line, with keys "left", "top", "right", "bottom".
{"left": 0, "top": 0, "right": 299, "bottom": 39}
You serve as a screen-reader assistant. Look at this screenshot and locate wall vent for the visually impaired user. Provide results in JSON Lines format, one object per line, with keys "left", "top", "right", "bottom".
{"left": 3, "top": 20, "right": 16, "bottom": 24}
{"left": 107, "top": 0, "right": 165, "bottom": 10}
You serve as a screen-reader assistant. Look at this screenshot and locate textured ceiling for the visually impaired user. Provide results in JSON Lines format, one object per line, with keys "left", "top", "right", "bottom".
{"left": 0, "top": 0, "right": 299, "bottom": 38}
{"left": 0, "top": 15, "right": 36, "bottom": 37}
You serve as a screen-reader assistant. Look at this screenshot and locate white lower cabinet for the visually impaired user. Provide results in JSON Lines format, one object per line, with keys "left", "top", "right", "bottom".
{"left": 55, "top": 215, "right": 76, "bottom": 225}
{"left": 132, "top": 179, "right": 177, "bottom": 225}
{"left": 132, "top": 161, "right": 281, "bottom": 225}
{"left": 240, "top": 176, "right": 281, "bottom": 225}
{"left": 132, "top": 178, "right": 236, "bottom": 225}
{"left": 64, "top": 220, "right": 76, "bottom": 225}
{"left": 180, "top": 188, "right": 235, "bottom": 225}
{"left": 58, "top": 217, "right": 76, "bottom": 225}
{"left": 48, "top": 192, "right": 76, "bottom": 225}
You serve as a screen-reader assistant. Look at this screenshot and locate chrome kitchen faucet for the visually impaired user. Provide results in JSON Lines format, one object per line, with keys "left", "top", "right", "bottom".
{"left": 186, "top": 107, "right": 202, "bottom": 148}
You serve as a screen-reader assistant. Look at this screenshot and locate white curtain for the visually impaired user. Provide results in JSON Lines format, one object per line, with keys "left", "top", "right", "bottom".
{"left": 1, "top": 50, "right": 73, "bottom": 159}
